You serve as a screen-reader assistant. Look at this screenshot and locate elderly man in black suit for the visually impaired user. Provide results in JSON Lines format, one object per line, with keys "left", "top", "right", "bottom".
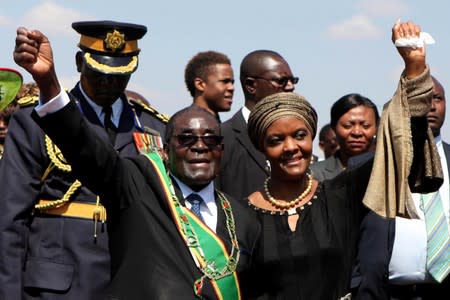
{"left": 13, "top": 26, "right": 260, "bottom": 299}
{"left": 216, "top": 50, "right": 298, "bottom": 200}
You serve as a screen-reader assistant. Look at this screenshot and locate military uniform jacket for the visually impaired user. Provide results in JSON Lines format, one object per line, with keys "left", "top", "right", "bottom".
{"left": 0, "top": 83, "right": 166, "bottom": 300}
{"left": 33, "top": 100, "right": 261, "bottom": 299}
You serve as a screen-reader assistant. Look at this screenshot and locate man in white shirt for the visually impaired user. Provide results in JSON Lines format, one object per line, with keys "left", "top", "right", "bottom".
{"left": 352, "top": 76, "right": 450, "bottom": 299}
{"left": 388, "top": 76, "right": 450, "bottom": 298}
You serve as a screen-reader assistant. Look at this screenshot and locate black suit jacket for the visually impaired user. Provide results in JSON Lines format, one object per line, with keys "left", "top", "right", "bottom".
{"left": 216, "top": 109, "right": 269, "bottom": 200}
{"left": 34, "top": 101, "right": 260, "bottom": 299}
{"left": 0, "top": 84, "right": 166, "bottom": 300}
{"left": 351, "top": 142, "right": 450, "bottom": 300}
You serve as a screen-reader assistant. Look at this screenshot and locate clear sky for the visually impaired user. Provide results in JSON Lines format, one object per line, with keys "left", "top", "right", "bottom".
{"left": 1, "top": 0, "right": 450, "bottom": 158}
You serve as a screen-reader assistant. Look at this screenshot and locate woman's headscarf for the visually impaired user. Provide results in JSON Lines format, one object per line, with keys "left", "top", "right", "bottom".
{"left": 248, "top": 92, "right": 318, "bottom": 152}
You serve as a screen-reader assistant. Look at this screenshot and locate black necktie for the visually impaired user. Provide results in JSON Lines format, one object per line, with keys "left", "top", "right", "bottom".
{"left": 102, "top": 106, "right": 117, "bottom": 144}
{"left": 186, "top": 193, "right": 204, "bottom": 221}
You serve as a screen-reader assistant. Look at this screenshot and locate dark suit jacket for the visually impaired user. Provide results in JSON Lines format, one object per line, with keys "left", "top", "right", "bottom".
{"left": 0, "top": 84, "right": 166, "bottom": 300}
{"left": 310, "top": 152, "right": 345, "bottom": 181}
{"left": 33, "top": 100, "right": 261, "bottom": 299}
{"left": 351, "top": 142, "right": 450, "bottom": 300}
{"left": 216, "top": 109, "right": 269, "bottom": 200}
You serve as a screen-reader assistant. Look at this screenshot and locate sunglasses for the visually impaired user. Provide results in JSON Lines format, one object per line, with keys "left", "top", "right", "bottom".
{"left": 173, "top": 134, "right": 224, "bottom": 148}
{"left": 252, "top": 76, "right": 299, "bottom": 87}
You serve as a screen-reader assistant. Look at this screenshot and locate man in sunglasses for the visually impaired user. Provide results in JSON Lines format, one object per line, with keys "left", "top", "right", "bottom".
{"left": 13, "top": 27, "right": 260, "bottom": 299}
{"left": 216, "top": 50, "right": 299, "bottom": 200}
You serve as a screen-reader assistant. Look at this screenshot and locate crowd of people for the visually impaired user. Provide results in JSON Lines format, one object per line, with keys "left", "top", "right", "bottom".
{"left": 0, "top": 18, "right": 448, "bottom": 300}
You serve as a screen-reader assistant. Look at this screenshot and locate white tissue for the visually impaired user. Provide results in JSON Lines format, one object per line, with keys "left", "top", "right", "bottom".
{"left": 394, "top": 32, "right": 435, "bottom": 49}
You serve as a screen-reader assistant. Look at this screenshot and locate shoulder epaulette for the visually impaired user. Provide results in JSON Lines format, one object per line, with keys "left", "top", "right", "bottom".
{"left": 129, "top": 97, "right": 170, "bottom": 124}
{"left": 17, "top": 88, "right": 71, "bottom": 108}
{"left": 17, "top": 95, "right": 39, "bottom": 108}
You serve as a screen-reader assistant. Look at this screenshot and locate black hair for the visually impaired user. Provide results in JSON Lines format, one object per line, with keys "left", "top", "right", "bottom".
{"left": 330, "top": 93, "right": 380, "bottom": 129}
{"left": 184, "top": 51, "right": 231, "bottom": 98}
{"left": 318, "top": 124, "right": 333, "bottom": 142}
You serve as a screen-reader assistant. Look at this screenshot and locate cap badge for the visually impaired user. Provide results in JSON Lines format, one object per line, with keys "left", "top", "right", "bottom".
{"left": 104, "top": 30, "right": 125, "bottom": 52}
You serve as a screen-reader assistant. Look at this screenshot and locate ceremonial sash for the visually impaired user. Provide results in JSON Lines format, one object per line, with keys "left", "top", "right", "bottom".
{"left": 133, "top": 133, "right": 241, "bottom": 300}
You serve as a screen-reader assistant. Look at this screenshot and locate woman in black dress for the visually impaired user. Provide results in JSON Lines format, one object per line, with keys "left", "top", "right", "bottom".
{"left": 244, "top": 20, "right": 441, "bottom": 300}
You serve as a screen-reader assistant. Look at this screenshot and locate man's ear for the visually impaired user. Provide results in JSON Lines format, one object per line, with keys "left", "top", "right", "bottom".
{"left": 75, "top": 52, "right": 83, "bottom": 73}
{"left": 194, "top": 77, "right": 205, "bottom": 93}
{"left": 318, "top": 141, "right": 325, "bottom": 151}
{"left": 162, "top": 144, "right": 169, "bottom": 163}
{"left": 244, "top": 77, "right": 256, "bottom": 94}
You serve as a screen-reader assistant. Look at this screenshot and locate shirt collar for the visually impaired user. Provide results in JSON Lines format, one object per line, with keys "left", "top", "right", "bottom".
{"left": 78, "top": 83, "right": 123, "bottom": 126}
{"left": 435, "top": 134, "right": 442, "bottom": 148}
{"left": 171, "top": 175, "right": 216, "bottom": 213}
{"left": 241, "top": 106, "right": 251, "bottom": 123}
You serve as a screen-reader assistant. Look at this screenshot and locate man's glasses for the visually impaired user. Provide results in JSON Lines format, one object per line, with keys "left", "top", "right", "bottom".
{"left": 173, "top": 134, "right": 224, "bottom": 148}
{"left": 252, "top": 76, "right": 299, "bottom": 87}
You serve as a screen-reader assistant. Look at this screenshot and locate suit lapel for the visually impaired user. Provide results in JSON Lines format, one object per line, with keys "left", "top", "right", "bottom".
{"left": 70, "top": 85, "right": 111, "bottom": 143}
{"left": 232, "top": 111, "right": 268, "bottom": 173}
{"left": 324, "top": 154, "right": 345, "bottom": 177}
{"left": 115, "top": 96, "right": 138, "bottom": 151}
{"left": 443, "top": 142, "right": 450, "bottom": 176}
{"left": 71, "top": 86, "right": 138, "bottom": 151}
{"left": 70, "top": 85, "right": 103, "bottom": 127}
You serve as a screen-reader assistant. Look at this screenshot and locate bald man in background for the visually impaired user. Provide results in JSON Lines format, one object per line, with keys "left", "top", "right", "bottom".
{"left": 216, "top": 50, "right": 298, "bottom": 200}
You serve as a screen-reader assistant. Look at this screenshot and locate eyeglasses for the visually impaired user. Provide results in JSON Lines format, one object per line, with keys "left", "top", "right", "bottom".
{"left": 252, "top": 76, "right": 299, "bottom": 87}
{"left": 173, "top": 134, "right": 224, "bottom": 148}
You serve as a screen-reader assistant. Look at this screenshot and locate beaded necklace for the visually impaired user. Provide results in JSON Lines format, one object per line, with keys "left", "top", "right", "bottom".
{"left": 264, "top": 173, "right": 313, "bottom": 210}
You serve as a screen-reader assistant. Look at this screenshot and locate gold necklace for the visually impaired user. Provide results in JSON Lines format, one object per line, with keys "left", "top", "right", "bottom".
{"left": 264, "top": 173, "right": 313, "bottom": 210}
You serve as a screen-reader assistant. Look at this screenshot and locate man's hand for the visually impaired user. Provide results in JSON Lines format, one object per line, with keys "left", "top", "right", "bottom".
{"left": 13, "top": 27, "right": 60, "bottom": 101}
{"left": 392, "top": 20, "right": 426, "bottom": 79}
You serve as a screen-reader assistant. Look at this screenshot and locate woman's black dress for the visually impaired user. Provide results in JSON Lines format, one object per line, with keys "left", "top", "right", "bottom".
{"left": 246, "top": 160, "right": 373, "bottom": 300}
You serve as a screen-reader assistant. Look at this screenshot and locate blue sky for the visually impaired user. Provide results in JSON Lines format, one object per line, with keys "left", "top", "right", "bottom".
{"left": 1, "top": 0, "right": 450, "bottom": 157}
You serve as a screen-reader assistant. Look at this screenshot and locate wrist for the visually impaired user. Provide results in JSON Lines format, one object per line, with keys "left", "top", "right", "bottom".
{"left": 33, "top": 68, "right": 61, "bottom": 102}
{"left": 404, "top": 60, "right": 426, "bottom": 79}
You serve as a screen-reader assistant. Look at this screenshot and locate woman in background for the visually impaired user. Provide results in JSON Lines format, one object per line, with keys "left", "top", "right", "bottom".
{"left": 311, "top": 93, "right": 379, "bottom": 181}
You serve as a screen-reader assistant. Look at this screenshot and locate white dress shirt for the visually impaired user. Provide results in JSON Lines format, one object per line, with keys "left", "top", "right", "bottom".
{"left": 171, "top": 176, "right": 218, "bottom": 233}
{"left": 389, "top": 135, "right": 450, "bottom": 284}
{"left": 242, "top": 106, "right": 251, "bottom": 124}
{"left": 78, "top": 84, "right": 123, "bottom": 127}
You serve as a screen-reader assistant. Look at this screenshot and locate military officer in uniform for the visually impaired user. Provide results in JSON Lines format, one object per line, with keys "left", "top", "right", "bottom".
{"left": 0, "top": 21, "right": 167, "bottom": 299}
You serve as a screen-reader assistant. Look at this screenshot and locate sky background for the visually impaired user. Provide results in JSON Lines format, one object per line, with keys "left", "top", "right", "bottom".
{"left": 1, "top": 0, "right": 450, "bottom": 158}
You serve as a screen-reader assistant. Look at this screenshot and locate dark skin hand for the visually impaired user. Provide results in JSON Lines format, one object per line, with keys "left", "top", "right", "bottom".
{"left": 13, "top": 27, "right": 60, "bottom": 102}
{"left": 391, "top": 20, "right": 426, "bottom": 78}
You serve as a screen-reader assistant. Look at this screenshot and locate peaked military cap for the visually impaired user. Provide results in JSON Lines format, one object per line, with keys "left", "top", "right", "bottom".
{"left": 72, "top": 20, "right": 147, "bottom": 75}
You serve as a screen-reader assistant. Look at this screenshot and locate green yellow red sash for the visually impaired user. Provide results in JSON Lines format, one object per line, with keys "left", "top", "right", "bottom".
{"left": 133, "top": 132, "right": 241, "bottom": 300}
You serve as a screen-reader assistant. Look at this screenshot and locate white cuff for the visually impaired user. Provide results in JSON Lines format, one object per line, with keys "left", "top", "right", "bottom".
{"left": 35, "top": 85, "right": 71, "bottom": 117}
